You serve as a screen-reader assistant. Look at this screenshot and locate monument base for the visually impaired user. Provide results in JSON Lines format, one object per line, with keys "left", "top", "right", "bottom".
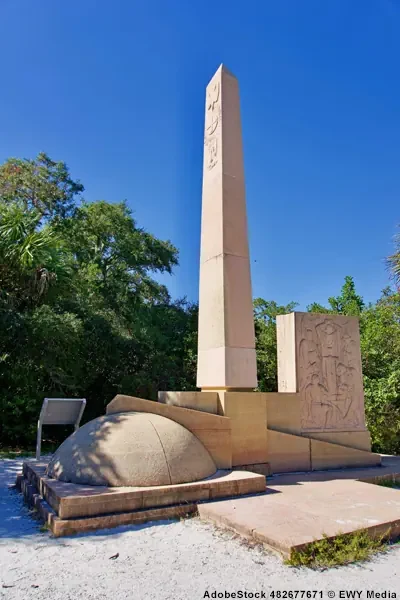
{"left": 232, "top": 462, "right": 272, "bottom": 477}
{"left": 160, "top": 390, "right": 268, "bottom": 467}
{"left": 302, "top": 430, "right": 372, "bottom": 451}
{"left": 267, "top": 429, "right": 380, "bottom": 473}
{"left": 158, "top": 391, "right": 219, "bottom": 414}
{"left": 16, "top": 392, "right": 382, "bottom": 538}
{"left": 17, "top": 461, "right": 265, "bottom": 537}
{"left": 157, "top": 391, "right": 379, "bottom": 472}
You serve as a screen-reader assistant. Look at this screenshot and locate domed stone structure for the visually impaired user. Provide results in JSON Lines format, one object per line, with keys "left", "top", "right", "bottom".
{"left": 46, "top": 411, "right": 217, "bottom": 487}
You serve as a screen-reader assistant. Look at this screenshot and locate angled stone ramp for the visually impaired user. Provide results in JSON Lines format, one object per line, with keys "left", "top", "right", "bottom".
{"left": 267, "top": 429, "right": 381, "bottom": 474}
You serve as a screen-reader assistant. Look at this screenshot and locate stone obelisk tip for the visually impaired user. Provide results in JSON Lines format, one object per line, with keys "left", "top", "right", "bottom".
{"left": 218, "top": 63, "right": 236, "bottom": 78}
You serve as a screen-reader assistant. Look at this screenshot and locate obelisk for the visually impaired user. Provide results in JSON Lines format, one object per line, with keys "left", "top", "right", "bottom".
{"left": 197, "top": 65, "right": 257, "bottom": 390}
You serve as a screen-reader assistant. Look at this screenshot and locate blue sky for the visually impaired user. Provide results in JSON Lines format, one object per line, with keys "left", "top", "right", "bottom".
{"left": 1, "top": 0, "right": 399, "bottom": 309}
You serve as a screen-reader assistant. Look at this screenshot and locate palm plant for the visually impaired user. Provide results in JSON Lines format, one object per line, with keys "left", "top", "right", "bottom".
{"left": 0, "top": 203, "right": 72, "bottom": 307}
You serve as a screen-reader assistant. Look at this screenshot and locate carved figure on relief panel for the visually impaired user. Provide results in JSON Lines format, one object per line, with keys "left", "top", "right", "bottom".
{"left": 315, "top": 319, "right": 341, "bottom": 399}
{"left": 303, "top": 373, "right": 332, "bottom": 429}
{"left": 298, "top": 327, "right": 320, "bottom": 403}
{"left": 336, "top": 363, "right": 355, "bottom": 423}
{"left": 341, "top": 332, "right": 358, "bottom": 370}
{"left": 299, "top": 328, "right": 321, "bottom": 374}
{"left": 346, "top": 402, "right": 361, "bottom": 429}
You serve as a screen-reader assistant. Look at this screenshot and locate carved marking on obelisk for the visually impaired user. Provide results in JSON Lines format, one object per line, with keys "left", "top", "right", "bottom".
{"left": 205, "top": 81, "right": 221, "bottom": 170}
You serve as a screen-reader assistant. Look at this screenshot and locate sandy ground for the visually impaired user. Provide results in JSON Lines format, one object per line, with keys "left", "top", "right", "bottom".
{"left": 0, "top": 459, "right": 399, "bottom": 600}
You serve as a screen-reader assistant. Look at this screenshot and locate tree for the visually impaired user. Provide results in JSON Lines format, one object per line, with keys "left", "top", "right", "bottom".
{"left": 328, "top": 275, "right": 364, "bottom": 315}
{"left": 0, "top": 203, "right": 73, "bottom": 309}
{"left": 0, "top": 153, "right": 195, "bottom": 446}
{"left": 361, "top": 289, "right": 400, "bottom": 453}
{"left": 0, "top": 152, "right": 83, "bottom": 221}
{"left": 307, "top": 276, "right": 364, "bottom": 316}
{"left": 57, "top": 201, "right": 178, "bottom": 315}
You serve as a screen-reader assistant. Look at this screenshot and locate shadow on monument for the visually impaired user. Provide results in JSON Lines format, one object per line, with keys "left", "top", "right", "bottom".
{"left": 47, "top": 412, "right": 133, "bottom": 488}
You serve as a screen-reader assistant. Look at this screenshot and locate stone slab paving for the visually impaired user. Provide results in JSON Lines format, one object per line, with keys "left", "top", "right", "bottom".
{"left": 198, "top": 456, "right": 400, "bottom": 556}
{"left": 268, "top": 455, "right": 400, "bottom": 485}
{"left": 22, "top": 462, "right": 265, "bottom": 517}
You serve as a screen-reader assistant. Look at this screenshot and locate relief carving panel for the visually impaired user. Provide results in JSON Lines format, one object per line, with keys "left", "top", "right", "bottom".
{"left": 297, "top": 313, "right": 366, "bottom": 432}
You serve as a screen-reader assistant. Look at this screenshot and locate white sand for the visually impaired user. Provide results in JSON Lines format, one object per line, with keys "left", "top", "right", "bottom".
{"left": 0, "top": 458, "right": 399, "bottom": 600}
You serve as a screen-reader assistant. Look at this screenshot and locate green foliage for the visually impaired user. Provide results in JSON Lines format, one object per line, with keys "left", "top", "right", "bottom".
{"left": 307, "top": 276, "right": 364, "bottom": 316}
{"left": 286, "top": 530, "right": 386, "bottom": 569}
{"left": 0, "top": 204, "right": 73, "bottom": 309}
{"left": 0, "top": 153, "right": 195, "bottom": 446}
{"left": 58, "top": 200, "right": 178, "bottom": 312}
{"left": 306, "top": 302, "right": 331, "bottom": 314}
{"left": 0, "top": 152, "right": 83, "bottom": 220}
{"left": 328, "top": 275, "right": 365, "bottom": 316}
{"left": 361, "top": 291, "right": 400, "bottom": 453}
{"left": 0, "top": 443, "right": 58, "bottom": 459}
{"left": 375, "top": 477, "right": 400, "bottom": 488}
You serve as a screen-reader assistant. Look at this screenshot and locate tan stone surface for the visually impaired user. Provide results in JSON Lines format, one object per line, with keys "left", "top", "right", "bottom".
{"left": 193, "top": 429, "right": 232, "bottom": 470}
{"left": 53, "top": 504, "right": 199, "bottom": 537}
{"left": 310, "top": 438, "right": 381, "bottom": 471}
{"left": 47, "top": 412, "right": 217, "bottom": 487}
{"left": 158, "top": 391, "right": 218, "bottom": 414}
{"left": 232, "top": 463, "right": 271, "bottom": 477}
{"left": 276, "top": 313, "right": 296, "bottom": 393}
{"left": 19, "top": 462, "right": 265, "bottom": 526}
{"left": 277, "top": 312, "right": 367, "bottom": 433}
{"left": 266, "top": 392, "right": 301, "bottom": 435}
{"left": 265, "top": 428, "right": 377, "bottom": 473}
{"left": 18, "top": 475, "right": 199, "bottom": 536}
{"left": 218, "top": 392, "right": 267, "bottom": 466}
{"left": 305, "top": 430, "right": 372, "bottom": 451}
{"left": 199, "top": 474, "right": 400, "bottom": 557}
{"left": 197, "top": 65, "right": 257, "bottom": 390}
{"left": 264, "top": 455, "right": 400, "bottom": 485}
{"left": 19, "top": 458, "right": 400, "bottom": 543}
{"left": 267, "top": 430, "right": 311, "bottom": 473}
{"left": 198, "top": 347, "right": 258, "bottom": 391}
{"left": 107, "top": 395, "right": 232, "bottom": 469}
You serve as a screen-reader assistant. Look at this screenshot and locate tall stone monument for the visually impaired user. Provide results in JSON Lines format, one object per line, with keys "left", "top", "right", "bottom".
{"left": 160, "top": 64, "right": 376, "bottom": 471}
{"left": 197, "top": 65, "right": 257, "bottom": 391}
{"left": 17, "top": 65, "right": 382, "bottom": 538}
